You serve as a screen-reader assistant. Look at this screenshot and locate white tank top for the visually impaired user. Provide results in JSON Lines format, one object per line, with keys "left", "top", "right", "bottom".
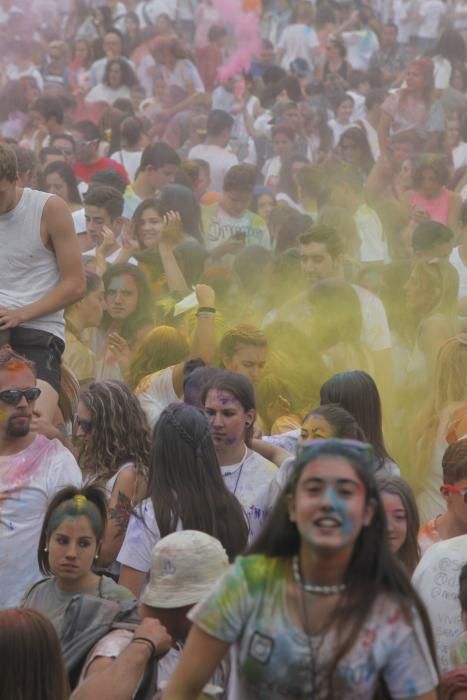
{"left": 0, "top": 188, "right": 64, "bottom": 340}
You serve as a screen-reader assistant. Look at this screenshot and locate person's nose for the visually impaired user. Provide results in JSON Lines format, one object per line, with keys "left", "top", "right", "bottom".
{"left": 211, "top": 412, "right": 224, "bottom": 428}
{"left": 16, "top": 394, "right": 28, "bottom": 408}
{"left": 65, "top": 543, "right": 78, "bottom": 559}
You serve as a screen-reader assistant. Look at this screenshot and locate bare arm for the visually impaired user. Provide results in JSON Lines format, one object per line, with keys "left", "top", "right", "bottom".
{"left": 72, "top": 619, "right": 172, "bottom": 700}
{"left": 172, "top": 284, "right": 217, "bottom": 397}
{"left": 0, "top": 195, "right": 85, "bottom": 329}
{"left": 162, "top": 626, "right": 231, "bottom": 700}
{"left": 159, "top": 242, "right": 189, "bottom": 293}
{"left": 251, "top": 438, "right": 291, "bottom": 467}
{"left": 448, "top": 191, "right": 463, "bottom": 240}
{"left": 118, "top": 564, "right": 147, "bottom": 599}
{"left": 98, "top": 467, "right": 147, "bottom": 569}
{"left": 377, "top": 111, "right": 392, "bottom": 159}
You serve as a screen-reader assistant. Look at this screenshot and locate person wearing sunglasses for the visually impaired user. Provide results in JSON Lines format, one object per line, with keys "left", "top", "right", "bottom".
{"left": 163, "top": 439, "right": 438, "bottom": 700}
{"left": 0, "top": 347, "right": 82, "bottom": 610}
{"left": 418, "top": 439, "right": 467, "bottom": 557}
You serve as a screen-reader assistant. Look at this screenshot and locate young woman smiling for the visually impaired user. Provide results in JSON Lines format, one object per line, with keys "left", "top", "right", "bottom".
{"left": 162, "top": 440, "right": 439, "bottom": 700}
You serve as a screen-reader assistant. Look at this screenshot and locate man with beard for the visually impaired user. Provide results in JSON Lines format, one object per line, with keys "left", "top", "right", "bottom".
{"left": 0, "top": 348, "right": 81, "bottom": 608}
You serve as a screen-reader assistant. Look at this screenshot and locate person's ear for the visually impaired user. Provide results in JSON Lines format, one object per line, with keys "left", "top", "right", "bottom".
{"left": 362, "top": 498, "right": 377, "bottom": 527}
{"left": 440, "top": 484, "right": 450, "bottom": 504}
{"left": 245, "top": 408, "right": 255, "bottom": 428}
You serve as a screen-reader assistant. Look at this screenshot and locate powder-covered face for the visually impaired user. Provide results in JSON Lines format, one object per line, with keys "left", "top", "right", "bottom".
{"left": 0, "top": 367, "right": 36, "bottom": 438}
{"left": 300, "top": 414, "right": 334, "bottom": 442}
{"left": 48, "top": 515, "right": 98, "bottom": 584}
{"left": 380, "top": 491, "right": 407, "bottom": 554}
{"left": 105, "top": 274, "right": 139, "bottom": 320}
{"left": 204, "top": 389, "right": 254, "bottom": 451}
{"left": 288, "top": 456, "right": 374, "bottom": 553}
{"left": 223, "top": 344, "right": 267, "bottom": 385}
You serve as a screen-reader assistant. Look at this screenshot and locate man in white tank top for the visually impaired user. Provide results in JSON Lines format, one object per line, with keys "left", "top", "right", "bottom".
{"left": 0, "top": 143, "right": 86, "bottom": 421}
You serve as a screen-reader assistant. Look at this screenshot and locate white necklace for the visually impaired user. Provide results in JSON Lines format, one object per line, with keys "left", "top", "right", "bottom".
{"left": 292, "top": 555, "right": 347, "bottom": 596}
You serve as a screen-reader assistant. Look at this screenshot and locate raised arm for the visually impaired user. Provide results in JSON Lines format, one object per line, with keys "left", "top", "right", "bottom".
{"left": 172, "top": 284, "right": 217, "bottom": 397}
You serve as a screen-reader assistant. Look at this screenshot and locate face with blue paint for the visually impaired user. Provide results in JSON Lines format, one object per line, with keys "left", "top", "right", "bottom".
{"left": 288, "top": 456, "right": 375, "bottom": 552}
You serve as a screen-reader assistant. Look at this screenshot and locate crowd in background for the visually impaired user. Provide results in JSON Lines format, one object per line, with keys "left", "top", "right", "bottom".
{"left": 5, "top": 0, "right": 467, "bottom": 698}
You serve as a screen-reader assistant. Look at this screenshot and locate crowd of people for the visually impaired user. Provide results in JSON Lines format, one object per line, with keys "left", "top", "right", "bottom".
{"left": 5, "top": 0, "right": 467, "bottom": 698}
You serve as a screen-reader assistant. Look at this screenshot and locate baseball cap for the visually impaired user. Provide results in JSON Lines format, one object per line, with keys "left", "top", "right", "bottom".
{"left": 141, "top": 530, "right": 229, "bottom": 608}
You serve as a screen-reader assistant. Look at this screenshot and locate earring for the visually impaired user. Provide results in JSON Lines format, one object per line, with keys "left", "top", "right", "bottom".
{"left": 44, "top": 547, "right": 48, "bottom": 552}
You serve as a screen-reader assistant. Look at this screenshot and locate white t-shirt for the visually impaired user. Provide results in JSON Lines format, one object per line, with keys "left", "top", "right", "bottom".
{"left": 341, "top": 28, "right": 379, "bottom": 71}
{"left": 450, "top": 247, "right": 467, "bottom": 299}
{"left": 136, "top": 366, "right": 180, "bottom": 430}
{"left": 111, "top": 150, "right": 142, "bottom": 183}
{"left": 453, "top": 143, "right": 467, "bottom": 171}
{"left": 136, "top": 0, "right": 175, "bottom": 28}
{"left": 328, "top": 119, "right": 354, "bottom": 147}
{"left": 277, "top": 23, "right": 319, "bottom": 71}
{"left": 0, "top": 435, "right": 82, "bottom": 608}
{"left": 85, "top": 83, "right": 132, "bottom": 105}
{"left": 419, "top": 0, "right": 447, "bottom": 38}
{"left": 188, "top": 144, "right": 238, "bottom": 194}
{"left": 262, "top": 155, "right": 282, "bottom": 190}
{"left": 354, "top": 203, "right": 389, "bottom": 264}
{"left": 353, "top": 284, "right": 392, "bottom": 352}
{"left": 393, "top": 0, "right": 418, "bottom": 44}
{"left": 412, "top": 534, "right": 467, "bottom": 672}
{"left": 220, "top": 449, "right": 277, "bottom": 539}
{"left": 360, "top": 118, "right": 381, "bottom": 160}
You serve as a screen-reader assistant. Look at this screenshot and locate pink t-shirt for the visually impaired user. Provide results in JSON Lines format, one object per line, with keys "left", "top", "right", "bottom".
{"left": 409, "top": 188, "right": 450, "bottom": 225}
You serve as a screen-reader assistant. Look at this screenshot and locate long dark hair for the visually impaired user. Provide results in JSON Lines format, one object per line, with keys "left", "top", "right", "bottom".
{"left": 149, "top": 403, "right": 249, "bottom": 560}
{"left": 320, "top": 371, "right": 394, "bottom": 469}
{"left": 375, "top": 474, "right": 420, "bottom": 575}
{"left": 249, "top": 440, "right": 438, "bottom": 697}
{"left": 42, "top": 160, "right": 82, "bottom": 205}
{"left": 304, "top": 404, "right": 366, "bottom": 440}
{"left": 158, "top": 184, "right": 203, "bottom": 244}
{"left": 102, "top": 263, "right": 154, "bottom": 344}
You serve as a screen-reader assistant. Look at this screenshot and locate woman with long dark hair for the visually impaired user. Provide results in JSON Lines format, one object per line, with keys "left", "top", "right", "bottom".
{"left": 118, "top": 402, "right": 249, "bottom": 597}
{"left": 76, "top": 380, "right": 150, "bottom": 567}
{"left": 42, "top": 161, "right": 83, "bottom": 212}
{"left": 99, "top": 263, "right": 154, "bottom": 379}
{"left": 320, "top": 370, "right": 399, "bottom": 475}
{"left": 162, "top": 439, "right": 438, "bottom": 700}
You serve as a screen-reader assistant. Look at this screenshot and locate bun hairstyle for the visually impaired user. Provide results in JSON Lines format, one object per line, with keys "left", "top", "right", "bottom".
{"left": 37, "top": 485, "right": 107, "bottom": 575}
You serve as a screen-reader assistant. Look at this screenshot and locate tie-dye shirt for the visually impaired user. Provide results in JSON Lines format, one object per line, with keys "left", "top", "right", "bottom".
{"left": 189, "top": 554, "right": 438, "bottom": 700}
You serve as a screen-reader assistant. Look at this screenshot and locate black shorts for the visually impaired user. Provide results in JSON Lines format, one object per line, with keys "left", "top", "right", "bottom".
{"left": 8, "top": 327, "right": 65, "bottom": 393}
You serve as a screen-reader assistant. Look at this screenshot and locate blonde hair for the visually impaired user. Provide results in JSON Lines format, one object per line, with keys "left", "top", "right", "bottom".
{"left": 413, "top": 335, "right": 467, "bottom": 485}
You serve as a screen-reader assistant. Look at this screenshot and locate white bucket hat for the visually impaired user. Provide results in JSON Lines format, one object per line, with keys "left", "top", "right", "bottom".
{"left": 141, "top": 530, "right": 229, "bottom": 608}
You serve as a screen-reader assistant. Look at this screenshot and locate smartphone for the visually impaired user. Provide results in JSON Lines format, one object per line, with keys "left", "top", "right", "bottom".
{"left": 232, "top": 231, "right": 246, "bottom": 244}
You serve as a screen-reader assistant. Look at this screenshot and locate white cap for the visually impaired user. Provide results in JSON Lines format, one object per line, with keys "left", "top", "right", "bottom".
{"left": 141, "top": 530, "right": 229, "bottom": 609}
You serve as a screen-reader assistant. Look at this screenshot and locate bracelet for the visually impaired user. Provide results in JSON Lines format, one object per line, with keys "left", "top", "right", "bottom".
{"left": 132, "top": 636, "right": 157, "bottom": 658}
{"left": 197, "top": 306, "right": 216, "bottom": 314}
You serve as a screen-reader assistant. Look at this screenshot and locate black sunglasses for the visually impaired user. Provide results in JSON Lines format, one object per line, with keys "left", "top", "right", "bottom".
{"left": 74, "top": 415, "right": 93, "bottom": 434}
{"left": 0, "top": 387, "right": 42, "bottom": 405}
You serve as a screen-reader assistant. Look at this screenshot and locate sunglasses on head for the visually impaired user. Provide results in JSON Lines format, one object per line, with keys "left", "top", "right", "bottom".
{"left": 74, "top": 415, "right": 93, "bottom": 434}
{"left": 0, "top": 387, "right": 41, "bottom": 405}
{"left": 295, "top": 438, "right": 375, "bottom": 468}
{"left": 444, "top": 483, "right": 467, "bottom": 504}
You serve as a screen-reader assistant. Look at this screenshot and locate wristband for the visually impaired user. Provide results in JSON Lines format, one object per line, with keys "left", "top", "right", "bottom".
{"left": 132, "top": 636, "right": 157, "bottom": 658}
{"left": 197, "top": 307, "right": 216, "bottom": 314}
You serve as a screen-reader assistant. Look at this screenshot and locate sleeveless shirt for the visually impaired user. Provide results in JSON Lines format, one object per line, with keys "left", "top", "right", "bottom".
{"left": 0, "top": 188, "right": 64, "bottom": 340}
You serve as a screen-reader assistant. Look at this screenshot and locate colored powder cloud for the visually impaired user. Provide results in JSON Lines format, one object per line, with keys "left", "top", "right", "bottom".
{"left": 212, "top": 0, "right": 261, "bottom": 82}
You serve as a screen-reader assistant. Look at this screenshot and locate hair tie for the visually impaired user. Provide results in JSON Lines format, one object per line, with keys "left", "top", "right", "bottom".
{"left": 73, "top": 495, "right": 88, "bottom": 507}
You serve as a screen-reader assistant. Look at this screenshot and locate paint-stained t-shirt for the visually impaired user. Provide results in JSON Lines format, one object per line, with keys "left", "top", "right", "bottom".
{"left": 190, "top": 554, "right": 438, "bottom": 700}
{"left": 0, "top": 435, "right": 82, "bottom": 608}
